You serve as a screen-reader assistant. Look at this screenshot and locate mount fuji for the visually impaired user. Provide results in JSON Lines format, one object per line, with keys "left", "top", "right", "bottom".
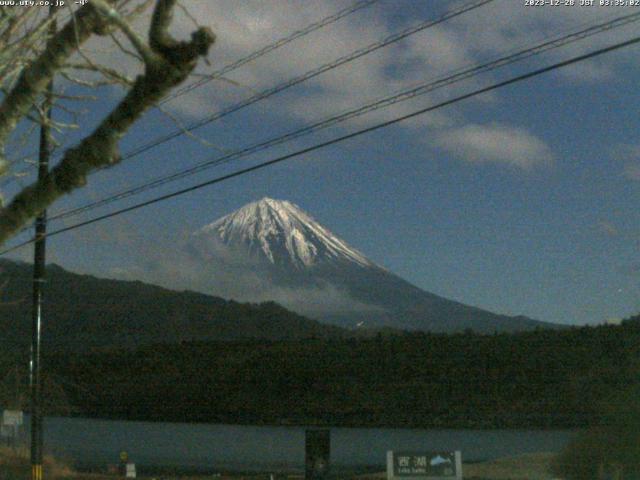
{"left": 187, "top": 198, "right": 557, "bottom": 333}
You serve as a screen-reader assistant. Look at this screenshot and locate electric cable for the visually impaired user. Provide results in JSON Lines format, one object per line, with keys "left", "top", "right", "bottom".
{"left": 114, "top": 0, "right": 495, "bottom": 161}
{"left": 2, "top": 33, "right": 638, "bottom": 256}
{"left": 1, "top": 0, "right": 381, "bottom": 183}
{"left": 45, "top": 11, "right": 640, "bottom": 225}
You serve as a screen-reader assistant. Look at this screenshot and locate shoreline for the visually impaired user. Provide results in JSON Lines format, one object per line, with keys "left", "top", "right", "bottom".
{"left": 1, "top": 446, "right": 560, "bottom": 479}
{"left": 36, "top": 411, "right": 586, "bottom": 432}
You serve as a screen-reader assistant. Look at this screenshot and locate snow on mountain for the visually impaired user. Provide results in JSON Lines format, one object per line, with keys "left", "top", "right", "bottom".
{"left": 195, "top": 197, "right": 374, "bottom": 269}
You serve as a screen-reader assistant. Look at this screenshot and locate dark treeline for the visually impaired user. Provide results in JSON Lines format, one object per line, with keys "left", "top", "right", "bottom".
{"left": 1, "top": 316, "right": 635, "bottom": 430}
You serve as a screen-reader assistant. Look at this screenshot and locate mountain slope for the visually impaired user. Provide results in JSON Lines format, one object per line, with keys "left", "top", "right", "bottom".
{"left": 189, "top": 198, "right": 559, "bottom": 333}
{"left": 0, "top": 259, "right": 346, "bottom": 351}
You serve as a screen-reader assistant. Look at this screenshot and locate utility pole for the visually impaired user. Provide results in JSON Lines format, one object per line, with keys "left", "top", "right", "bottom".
{"left": 30, "top": 7, "right": 56, "bottom": 480}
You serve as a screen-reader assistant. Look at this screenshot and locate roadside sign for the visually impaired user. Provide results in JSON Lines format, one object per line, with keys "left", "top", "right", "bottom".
{"left": 387, "top": 451, "right": 462, "bottom": 480}
{"left": 2, "top": 410, "right": 23, "bottom": 426}
{"left": 0, "top": 413, "right": 23, "bottom": 448}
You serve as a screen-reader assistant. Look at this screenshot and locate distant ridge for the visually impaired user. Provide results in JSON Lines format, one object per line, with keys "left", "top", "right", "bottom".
{"left": 0, "top": 259, "right": 346, "bottom": 351}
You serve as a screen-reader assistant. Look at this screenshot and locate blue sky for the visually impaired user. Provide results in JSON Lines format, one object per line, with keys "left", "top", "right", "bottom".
{"left": 3, "top": 0, "right": 640, "bottom": 326}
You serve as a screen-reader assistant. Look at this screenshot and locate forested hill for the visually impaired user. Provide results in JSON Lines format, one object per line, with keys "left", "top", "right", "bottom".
{"left": 0, "top": 259, "right": 346, "bottom": 350}
{"left": 0, "top": 315, "right": 634, "bottom": 430}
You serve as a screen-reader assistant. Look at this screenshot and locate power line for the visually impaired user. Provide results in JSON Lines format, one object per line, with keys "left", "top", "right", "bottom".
{"left": 23, "top": 0, "right": 494, "bottom": 217}
{"left": 2, "top": 33, "right": 639, "bottom": 256}
{"left": 116, "top": 0, "right": 495, "bottom": 161}
{"left": 5, "top": 0, "right": 491, "bottom": 192}
{"left": 0, "top": 0, "right": 381, "bottom": 186}
{"left": 45, "top": 11, "right": 640, "bottom": 224}
{"left": 160, "top": 0, "right": 382, "bottom": 105}
{"left": 2, "top": 0, "right": 493, "bottom": 190}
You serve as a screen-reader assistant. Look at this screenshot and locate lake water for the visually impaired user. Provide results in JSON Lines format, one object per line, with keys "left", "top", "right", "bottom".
{"left": 14, "top": 415, "right": 578, "bottom": 472}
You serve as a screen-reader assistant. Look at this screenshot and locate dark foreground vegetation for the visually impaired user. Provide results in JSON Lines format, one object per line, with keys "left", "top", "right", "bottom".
{"left": 551, "top": 381, "right": 640, "bottom": 479}
{"left": 2, "top": 315, "right": 638, "bottom": 431}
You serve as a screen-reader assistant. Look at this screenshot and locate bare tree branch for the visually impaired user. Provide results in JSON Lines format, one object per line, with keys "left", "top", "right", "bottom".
{"left": 91, "top": 0, "right": 156, "bottom": 65}
{"left": 0, "top": 0, "right": 214, "bottom": 245}
{"left": 0, "top": 3, "right": 113, "bottom": 160}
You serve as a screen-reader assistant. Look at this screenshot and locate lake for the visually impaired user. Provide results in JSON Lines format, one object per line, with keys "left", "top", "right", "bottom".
{"left": 14, "top": 415, "right": 578, "bottom": 472}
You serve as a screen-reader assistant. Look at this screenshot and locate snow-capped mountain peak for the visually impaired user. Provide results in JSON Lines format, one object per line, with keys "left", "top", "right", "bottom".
{"left": 195, "top": 198, "right": 374, "bottom": 269}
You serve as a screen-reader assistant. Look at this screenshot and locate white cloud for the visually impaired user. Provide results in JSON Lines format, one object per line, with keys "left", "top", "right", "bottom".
{"left": 101, "top": 233, "right": 384, "bottom": 317}
{"left": 54, "top": 0, "right": 637, "bottom": 136}
{"left": 155, "top": 0, "right": 635, "bottom": 137}
{"left": 32, "top": 0, "right": 634, "bottom": 176}
{"left": 435, "top": 122, "right": 554, "bottom": 169}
